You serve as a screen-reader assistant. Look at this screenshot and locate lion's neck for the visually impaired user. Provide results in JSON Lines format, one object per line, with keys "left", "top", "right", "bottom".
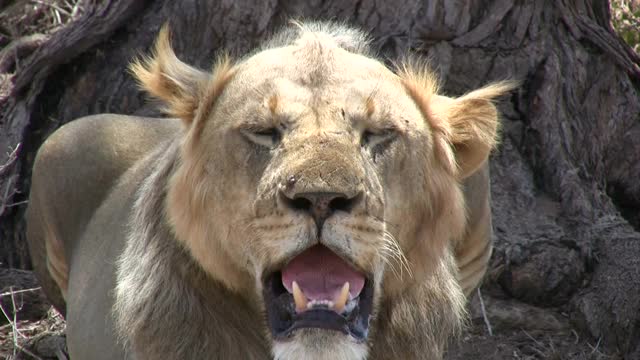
{"left": 369, "top": 253, "right": 466, "bottom": 359}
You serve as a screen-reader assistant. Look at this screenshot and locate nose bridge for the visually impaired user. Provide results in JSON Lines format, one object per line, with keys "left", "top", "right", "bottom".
{"left": 284, "top": 132, "right": 364, "bottom": 197}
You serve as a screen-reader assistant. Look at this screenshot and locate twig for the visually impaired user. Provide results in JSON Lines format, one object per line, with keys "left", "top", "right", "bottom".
{"left": 10, "top": 288, "right": 24, "bottom": 340}
{"left": 53, "top": 8, "right": 62, "bottom": 26}
{"left": 572, "top": 329, "right": 580, "bottom": 344}
{"left": 528, "top": 345, "right": 547, "bottom": 358}
{"left": 0, "top": 287, "right": 45, "bottom": 360}
{"left": 0, "top": 143, "right": 21, "bottom": 176}
{"left": 70, "top": 0, "right": 82, "bottom": 18}
{"left": 0, "top": 287, "right": 19, "bottom": 357}
{"left": 522, "top": 329, "right": 544, "bottom": 348}
{"left": 4, "top": 200, "right": 29, "bottom": 208}
{"left": 0, "top": 287, "right": 41, "bottom": 298}
{"left": 589, "top": 337, "right": 603, "bottom": 354}
{"left": 476, "top": 287, "right": 493, "bottom": 336}
{"left": 547, "top": 338, "right": 556, "bottom": 353}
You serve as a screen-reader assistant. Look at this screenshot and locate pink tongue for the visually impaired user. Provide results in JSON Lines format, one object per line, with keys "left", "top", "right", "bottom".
{"left": 282, "top": 245, "right": 365, "bottom": 301}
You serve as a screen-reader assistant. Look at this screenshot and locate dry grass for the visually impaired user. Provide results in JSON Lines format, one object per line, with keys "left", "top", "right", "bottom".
{"left": 0, "top": 0, "right": 84, "bottom": 98}
{"left": 0, "top": 0, "right": 83, "bottom": 43}
{"left": 0, "top": 288, "right": 66, "bottom": 360}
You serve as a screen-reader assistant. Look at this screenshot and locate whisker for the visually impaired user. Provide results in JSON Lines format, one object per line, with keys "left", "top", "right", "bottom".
{"left": 378, "top": 248, "right": 401, "bottom": 279}
{"left": 382, "top": 230, "right": 412, "bottom": 279}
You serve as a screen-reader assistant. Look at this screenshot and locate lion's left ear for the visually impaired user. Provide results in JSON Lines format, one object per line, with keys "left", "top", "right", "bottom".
{"left": 432, "top": 82, "right": 515, "bottom": 178}
{"left": 398, "top": 62, "right": 516, "bottom": 179}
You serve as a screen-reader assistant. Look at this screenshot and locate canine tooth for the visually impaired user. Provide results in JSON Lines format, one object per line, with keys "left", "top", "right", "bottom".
{"left": 333, "top": 282, "right": 350, "bottom": 313}
{"left": 292, "top": 281, "right": 308, "bottom": 312}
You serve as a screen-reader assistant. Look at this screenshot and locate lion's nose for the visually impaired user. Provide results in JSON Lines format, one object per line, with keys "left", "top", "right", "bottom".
{"left": 281, "top": 191, "right": 363, "bottom": 232}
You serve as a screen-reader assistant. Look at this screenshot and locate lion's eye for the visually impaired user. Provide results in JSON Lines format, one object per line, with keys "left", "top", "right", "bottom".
{"left": 361, "top": 128, "right": 396, "bottom": 149}
{"left": 242, "top": 128, "right": 281, "bottom": 148}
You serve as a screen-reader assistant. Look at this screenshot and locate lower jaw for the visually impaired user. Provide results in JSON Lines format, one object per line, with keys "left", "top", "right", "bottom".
{"left": 272, "top": 329, "right": 369, "bottom": 360}
{"left": 273, "top": 309, "right": 352, "bottom": 340}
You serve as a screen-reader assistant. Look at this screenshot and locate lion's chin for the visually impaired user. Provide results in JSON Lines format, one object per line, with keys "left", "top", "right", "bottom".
{"left": 262, "top": 245, "right": 374, "bottom": 342}
{"left": 272, "top": 328, "right": 368, "bottom": 360}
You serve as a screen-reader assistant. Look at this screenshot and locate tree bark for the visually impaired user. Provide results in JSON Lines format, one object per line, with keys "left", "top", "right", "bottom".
{"left": 1, "top": 0, "right": 639, "bottom": 356}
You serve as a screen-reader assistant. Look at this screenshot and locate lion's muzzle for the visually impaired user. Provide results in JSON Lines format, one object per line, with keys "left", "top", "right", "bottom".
{"left": 258, "top": 129, "right": 379, "bottom": 343}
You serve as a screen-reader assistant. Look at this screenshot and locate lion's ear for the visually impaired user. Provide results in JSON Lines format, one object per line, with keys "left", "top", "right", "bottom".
{"left": 130, "top": 26, "right": 234, "bottom": 126}
{"left": 431, "top": 82, "right": 516, "bottom": 179}
{"left": 397, "top": 61, "right": 516, "bottom": 179}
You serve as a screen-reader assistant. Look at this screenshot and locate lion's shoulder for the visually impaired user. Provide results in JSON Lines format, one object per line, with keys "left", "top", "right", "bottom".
{"left": 26, "top": 114, "right": 180, "bottom": 302}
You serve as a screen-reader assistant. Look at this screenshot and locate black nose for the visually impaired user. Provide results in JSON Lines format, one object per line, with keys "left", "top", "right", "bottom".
{"left": 281, "top": 191, "right": 362, "bottom": 231}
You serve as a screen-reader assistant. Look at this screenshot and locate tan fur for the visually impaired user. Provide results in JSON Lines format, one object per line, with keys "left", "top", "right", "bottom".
{"left": 43, "top": 218, "right": 68, "bottom": 297}
{"left": 268, "top": 94, "right": 279, "bottom": 115}
{"left": 26, "top": 21, "right": 515, "bottom": 359}
{"left": 455, "top": 163, "right": 495, "bottom": 296}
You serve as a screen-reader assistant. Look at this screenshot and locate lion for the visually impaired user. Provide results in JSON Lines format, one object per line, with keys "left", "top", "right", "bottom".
{"left": 26, "top": 21, "right": 514, "bottom": 359}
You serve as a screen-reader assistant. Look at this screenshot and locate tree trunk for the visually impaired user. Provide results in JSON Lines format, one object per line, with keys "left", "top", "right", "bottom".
{"left": 1, "top": 0, "right": 639, "bottom": 357}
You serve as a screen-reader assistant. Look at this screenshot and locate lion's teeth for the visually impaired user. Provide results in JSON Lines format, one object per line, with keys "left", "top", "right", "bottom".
{"left": 292, "top": 281, "right": 308, "bottom": 312}
{"left": 306, "top": 299, "right": 334, "bottom": 309}
{"left": 293, "top": 281, "right": 350, "bottom": 313}
{"left": 333, "top": 282, "right": 350, "bottom": 313}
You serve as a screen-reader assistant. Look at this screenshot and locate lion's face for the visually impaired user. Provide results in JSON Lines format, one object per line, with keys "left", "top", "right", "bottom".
{"left": 134, "top": 24, "right": 509, "bottom": 359}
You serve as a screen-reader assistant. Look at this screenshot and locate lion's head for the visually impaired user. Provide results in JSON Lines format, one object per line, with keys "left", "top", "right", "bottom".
{"left": 132, "top": 22, "right": 512, "bottom": 359}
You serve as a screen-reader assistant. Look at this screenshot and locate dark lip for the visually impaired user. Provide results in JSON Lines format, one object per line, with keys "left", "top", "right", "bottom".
{"left": 262, "top": 271, "right": 374, "bottom": 342}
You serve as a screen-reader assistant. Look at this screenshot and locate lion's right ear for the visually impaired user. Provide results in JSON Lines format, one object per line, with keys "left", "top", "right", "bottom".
{"left": 130, "top": 26, "right": 233, "bottom": 126}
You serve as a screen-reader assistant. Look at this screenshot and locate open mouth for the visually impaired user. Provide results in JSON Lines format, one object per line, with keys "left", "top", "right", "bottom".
{"left": 263, "top": 245, "right": 374, "bottom": 342}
